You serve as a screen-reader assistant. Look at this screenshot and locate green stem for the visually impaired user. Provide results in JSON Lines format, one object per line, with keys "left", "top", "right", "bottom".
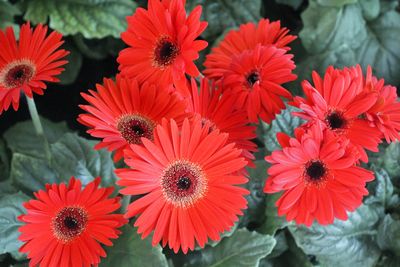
{"left": 26, "top": 95, "right": 51, "bottom": 162}
{"left": 121, "top": 195, "right": 131, "bottom": 213}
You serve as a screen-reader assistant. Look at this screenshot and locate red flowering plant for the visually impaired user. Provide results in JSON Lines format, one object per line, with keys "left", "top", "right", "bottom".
{"left": 1, "top": 0, "right": 400, "bottom": 266}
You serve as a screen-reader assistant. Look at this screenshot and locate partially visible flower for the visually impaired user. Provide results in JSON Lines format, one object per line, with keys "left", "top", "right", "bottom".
{"left": 204, "top": 19, "right": 296, "bottom": 82}
{"left": 185, "top": 78, "right": 257, "bottom": 167}
{"left": 291, "top": 65, "right": 382, "bottom": 162}
{"left": 222, "top": 44, "right": 296, "bottom": 123}
{"left": 116, "top": 118, "right": 249, "bottom": 253}
{"left": 19, "top": 177, "right": 127, "bottom": 267}
{"left": 364, "top": 67, "right": 400, "bottom": 143}
{"left": 0, "top": 22, "right": 69, "bottom": 113}
{"left": 78, "top": 75, "right": 187, "bottom": 161}
{"left": 117, "top": 0, "right": 208, "bottom": 88}
{"left": 264, "top": 124, "right": 374, "bottom": 226}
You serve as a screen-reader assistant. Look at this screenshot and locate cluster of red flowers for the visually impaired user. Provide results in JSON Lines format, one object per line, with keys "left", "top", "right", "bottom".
{"left": 264, "top": 65, "right": 400, "bottom": 226}
{"left": 0, "top": 0, "right": 397, "bottom": 266}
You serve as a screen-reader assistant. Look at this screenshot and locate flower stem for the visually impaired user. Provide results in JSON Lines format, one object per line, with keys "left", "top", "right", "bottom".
{"left": 26, "top": 95, "right": 51, "bottom": 162}
{"left": 121, "top": 195, "right": 131, "bottom": 213}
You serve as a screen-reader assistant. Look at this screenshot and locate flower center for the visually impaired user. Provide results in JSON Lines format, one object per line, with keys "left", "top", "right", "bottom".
{"left": 246, "top": 71, "right": 260, "bottom": 87}
{"left": 0, "top": 60, "right": 36, "bottom": 89}
{"left": 153, "top": 37, "right": 180, "bottom": 68}
{"left": 306, "top": 160, "right": 326, "bottom": 181}
{"left": 161, "top": 160, "right": 207, "bottom": 207}
{"left": 326, "top": 111, "right": 347, "bottom": 130}
{"left": 117, "top": 114, "right": 155, "bottom": 144}
{"left": 52, "top": 207, "right": 88, "bottom": 243}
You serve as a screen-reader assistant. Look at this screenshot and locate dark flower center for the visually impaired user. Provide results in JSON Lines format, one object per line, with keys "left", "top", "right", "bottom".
{"left": 0, "top": 60, "right": 36, "bottom": 89}
{"left": 117, "top": 114, "right": 155, "bottom": 144}
{"left": 246, "top": 71, "right": 260, "bottom": 87}
{"left": 53, "top": 207, "right": 88, "bottom": 243}
{"left": 161, "top": 160, "right": 207, "bottom": 207}
{"left": 326, "top": 111, "right": 346, "bottom": 130}
{"left": 154, "top": 37, "right": 179, "bottom": 67}
{"left": 305, "top": 160, "right": 326, "bottom": 181}
{"left": 177, "top": 176, "right": 191, "bottom": 190}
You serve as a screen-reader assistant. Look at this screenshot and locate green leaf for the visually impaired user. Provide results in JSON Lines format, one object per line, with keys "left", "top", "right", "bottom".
{"left": 0, "top": 180, "right": 17, "bottom": 196}
{"left": 185, "top": 229, "right": 276, "bottom": 267}
{"left": 259, "top": 192, "right": 291, "bottom": 236}
{"left": 365, "top": 168, "right": 399, "bottom": 209}
{"left": 0, "top": 139, "right": 9, "bottom": 181}
{"left": 50, "top": 133, "right": 117, "bottom": 187}
{"left": 0, "top": 192, "right": 29, "bottom": 256}
{"left": 187, "top": 0, "right": 261, "bottom": 40}
{"left": 59, "top": 40, "right": 82, "bottom": 85}
{"left": 276, "top": 0, "right": 303, "bottom": 9}
{"left": 73, "top": 35, "right": 125, "bottom": 60}
{"left": 10, "top": 153, "right": 57, "bottom": 195}
{"left": 100, "top": 224, "right": 168, "bottom": 267}
{"left": 289, "top": 204, "right": 381, "bottom": 267}
{"left": 316, "top": 0, "right": 357, "bottom": 7}
{"left": 239, "top": 160, "right": 268, "bottom": 228}
{"left": 377, "top": 255, "right": 400, "bottom": 267}
{"left": 0, "top": 0, "right": 20, "bottom": 31}
{"left": 4, "top": 117, "right": 69, "bottom": 159}
{"left": 377, "top": 215, "right": 400, "bottom": 256}
{"left": 300, "top": 1, "right": 367, "bottom": 54}
{"left": 195, "top": 223, "right": 238, "bottom": 250}
{"left": 259, "top": 106, "right": 304, "bottom": 152}
{"left": 24, "top": 0, "right": 137, "bottom": 38}
{"left": 299, "top": 0, "right": 400, "bottom": 86}
{"left": 356, "top": 8, "right": 400, "bottom": 86}
{"left": 375, "top": 142, "right": 400, "bottom": 179}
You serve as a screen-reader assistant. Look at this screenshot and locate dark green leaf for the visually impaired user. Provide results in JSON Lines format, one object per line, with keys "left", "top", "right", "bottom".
{"left": 185, "top": 229, "right": 276, "bottom": 267}
{"left": 73, "top": 35, "right": 125, "bottom": 60}
{"left": 377, "top": 215, "right": 400, "bottom": 256}
{"left": 259, "top": 106, "right": 304, "bottom": 152}
{"left": 24, "top": 0, "right": 137, "bottom": 38}
{"left": 4, "top": 117, "right": 69, "bottom": 159}
{"left": 0, "top": 192, "right": 29, "bottom": 256}
{"left": 187, "top": 0, "right": 261, "bottom": 40}
{"left": 240, "top": 160, "right": 268, "bottom": 228}
{"left": 374, "top": 142, "right": 400, "bottom": 179}
{"left": 100, "top": 224, "right": 168, "bottom": 267}
{"left": 316, "top": 0, "right": 357, "bottom": 7}
{"left": 365, "top": 168, "right": 399, "bottom": 209}
{"left": 259, "top": 192, "right": 291, "bottom": 235}
{"left": 289, "top": 204, "right": 381, "bottom": 267}
{"left": 0, "top": 0, "right": 20, "bottom": 31}
{"left": 50, "top": 133, "right": 117, "bottom": 187}
{"left": 10, "top": 153, "right": 57, "bottom": 195}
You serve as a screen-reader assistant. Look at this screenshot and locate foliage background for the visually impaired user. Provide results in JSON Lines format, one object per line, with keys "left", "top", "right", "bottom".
{"left": 1, "top": 0, "right": 400, "bottom": 266}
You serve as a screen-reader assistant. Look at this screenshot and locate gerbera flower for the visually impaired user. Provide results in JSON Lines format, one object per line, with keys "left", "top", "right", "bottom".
{"left": 117, "top": 0, "right": 208, "bottom": 88}
{"left": 291, "top": 65, "right": 382, "bottom": 162}
{"left": 116, "top": 118, "right": 249, "bottom": 253}
{"left": 204, "top": 19, "right": 296, "bottom": 82}
{"left": 264, "top": 124, "right": 374, "bottom": 226}
{"left": 185, "top": 78, "right": 257, "bottom": 167}
{"left": 78, "top": 75, "right": 187, "bottom": 161}
{"left": 0, "top": 22, "right": 69, "bottom": 113}
{"left": 18, "top": 177, "right": 127, "bottom": 267}
{"left": 222, "top": 44, "right": 296, "bottom": 123}
{"left": 363, "top": 68, "right": 400, "bottom": 143}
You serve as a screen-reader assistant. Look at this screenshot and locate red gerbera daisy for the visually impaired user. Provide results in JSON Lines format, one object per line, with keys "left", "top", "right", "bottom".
{"left": 364, "top": 68, "right": 400, "bottom": 143}
{"left": 116, "top": 118, "right": 249, "bottom": 253}
{"left": 291, "top": 65, "right": 382, "bottom": 162}
{"left": 204, "top": 19, "right": 296, "bottom": 82}
{"left": 18, "top": 177, "right": 127, "bottom": 267}
{"left": 0, "top": 22, "right": 69, "bottom": 113}
{"left": 117, "top": 0, "right": 208, "bottom": 88}
{"left": 264, "top": 124, "right": 374, "bottom": 226}
{"left": 222, "top": 44, "right": 296, "bottom": 123}
{"left": 185, "top": 78, "right": 257, "bottom": 167}
{"left": 78, "top": 75, "right": 187, "bottom": 161}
